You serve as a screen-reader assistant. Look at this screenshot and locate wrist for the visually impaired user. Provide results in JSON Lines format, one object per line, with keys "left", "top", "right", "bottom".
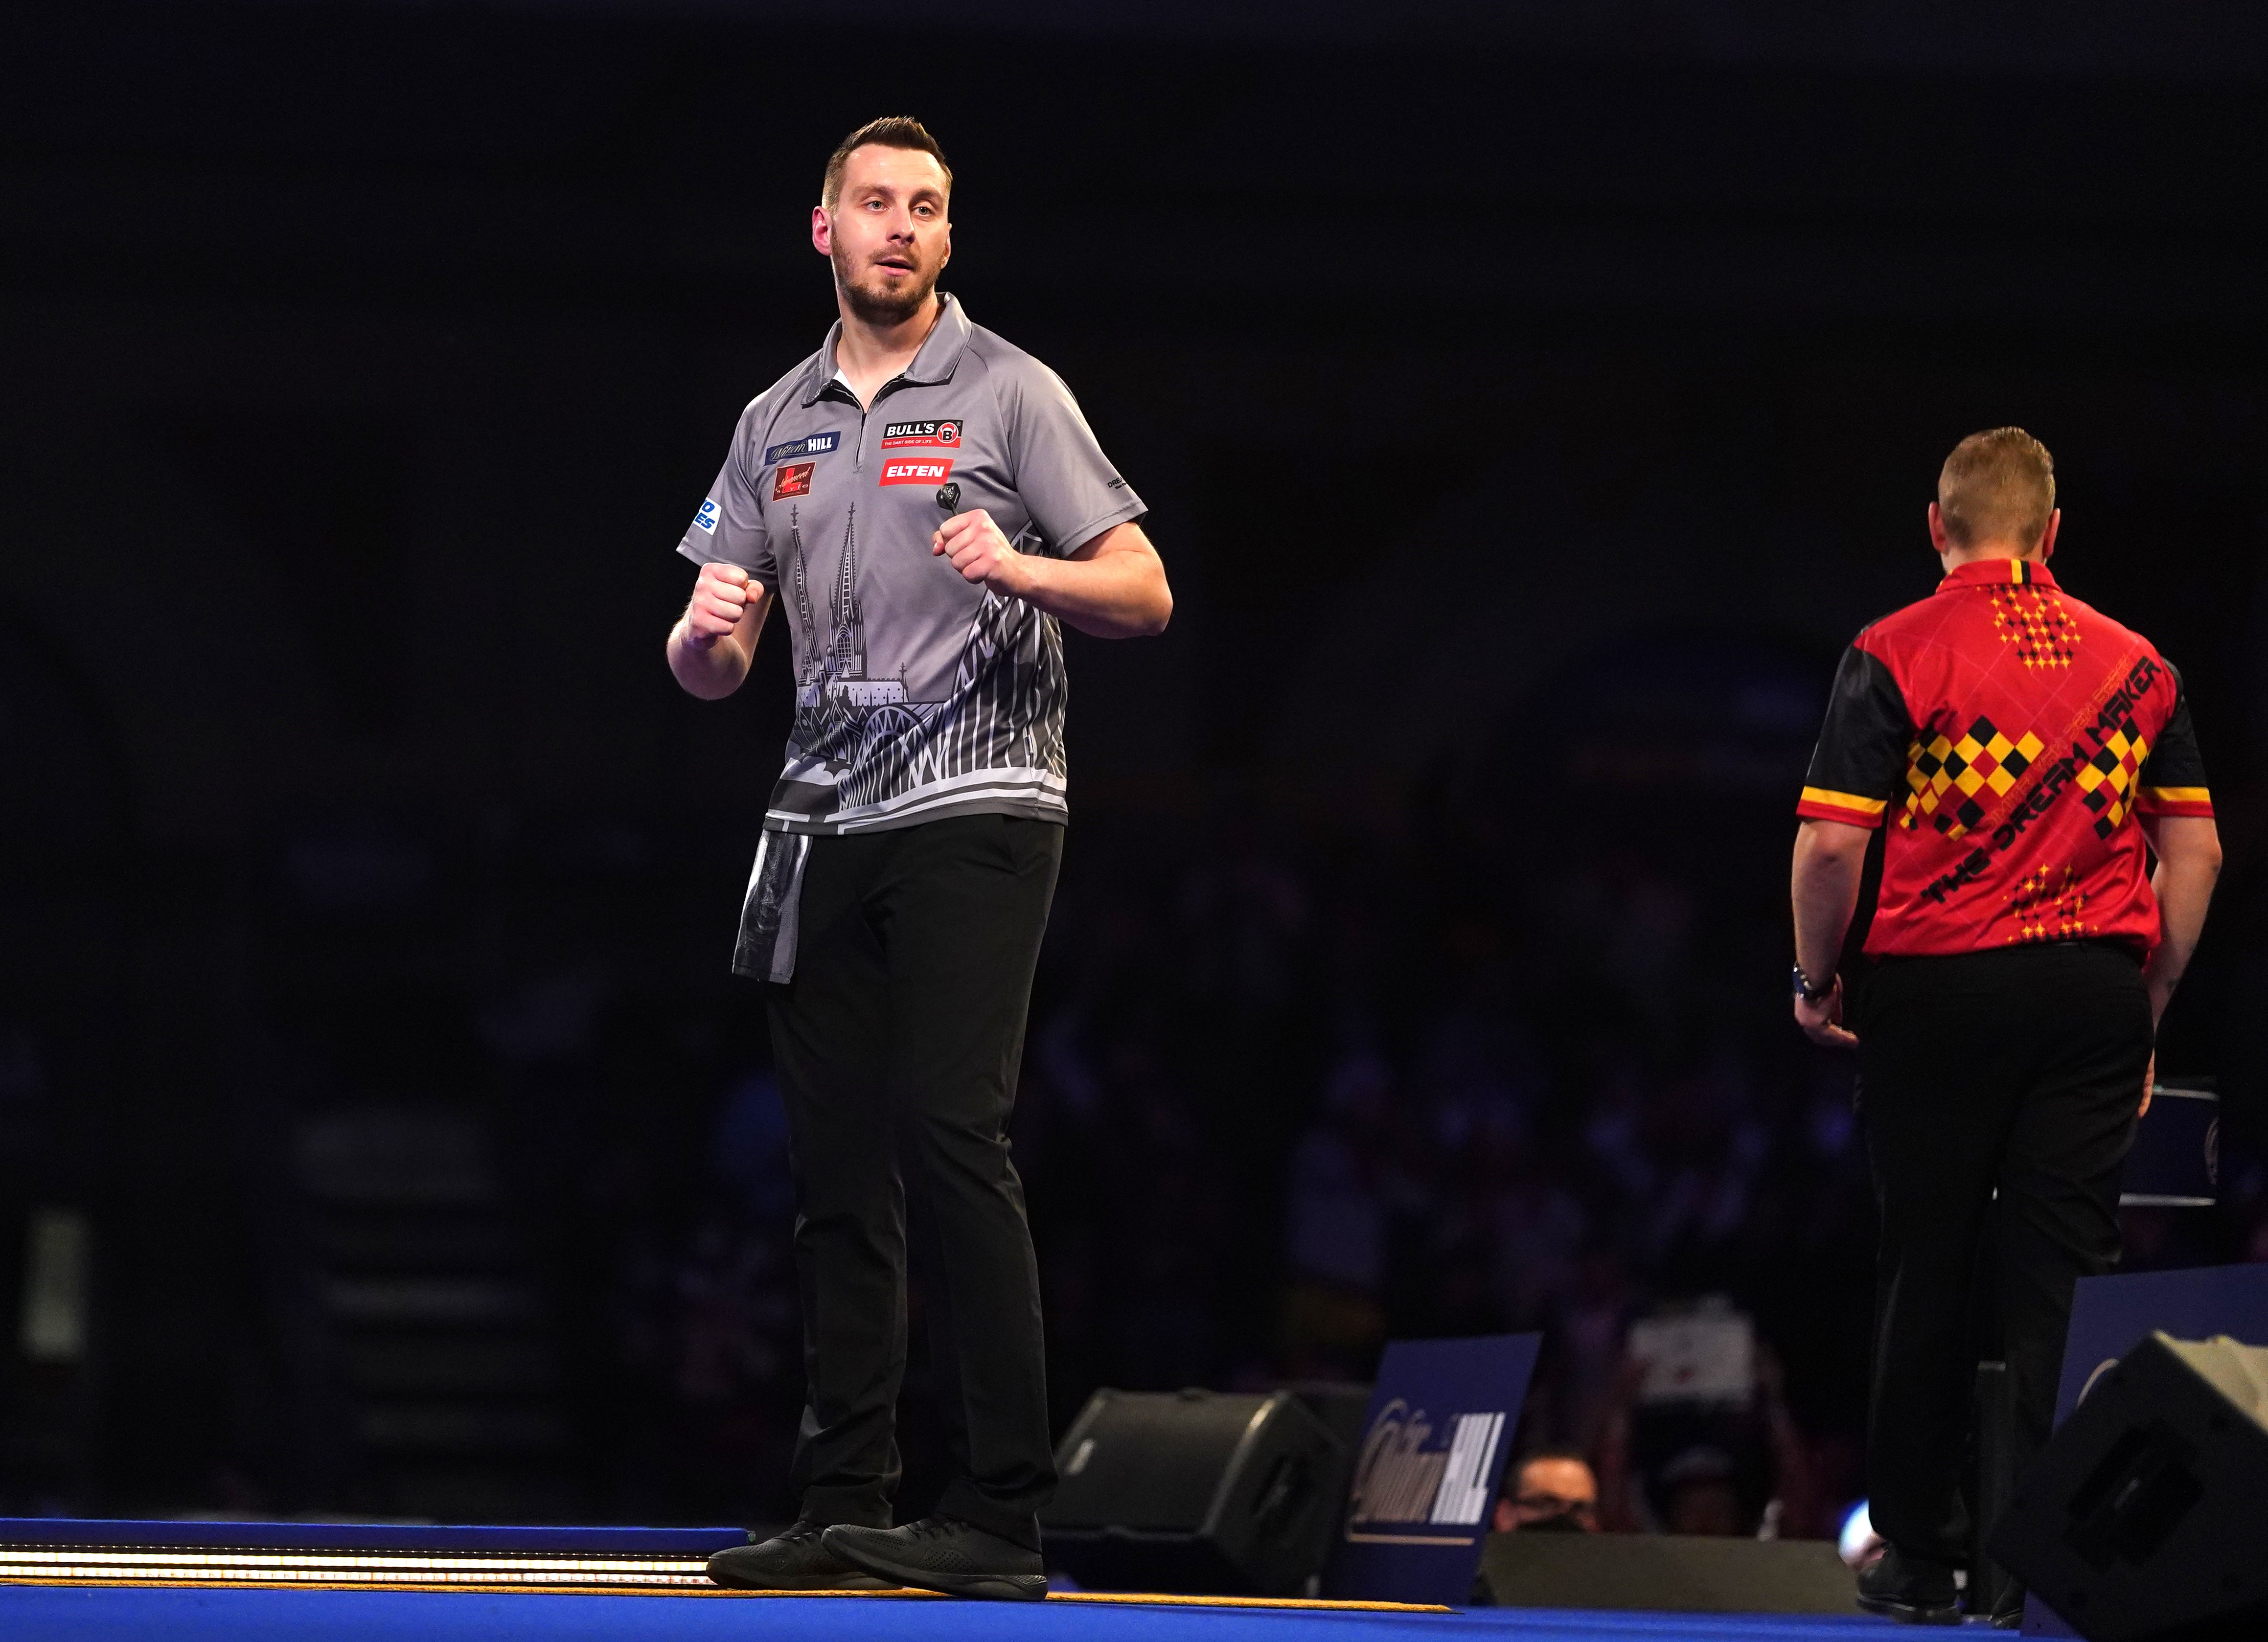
{"left": 1791, "top": 962, "right": 1837, "bottom": 1004}
{"left": 996, "top": 549, "right": 1044, "bottom": 602}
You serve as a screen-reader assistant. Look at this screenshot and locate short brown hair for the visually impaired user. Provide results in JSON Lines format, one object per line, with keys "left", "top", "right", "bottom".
{"left": 821, "top": 116, "right": 952, "bottom": 210}
{"left": 1938, "top": 427, "right": 2056, "bottom": 550}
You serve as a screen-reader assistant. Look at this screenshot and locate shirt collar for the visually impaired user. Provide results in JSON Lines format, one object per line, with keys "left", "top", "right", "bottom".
{"left": 800, "top": 293, "right": 970, "bottom": 406}
{"left": 1938, "top": 557, "right": 2059, "bottom": 593}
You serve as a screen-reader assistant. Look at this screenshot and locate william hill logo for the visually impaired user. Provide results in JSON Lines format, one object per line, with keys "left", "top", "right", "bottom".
{"left": 1344, "top": 1400, "right": 1506, "bottom": 1541}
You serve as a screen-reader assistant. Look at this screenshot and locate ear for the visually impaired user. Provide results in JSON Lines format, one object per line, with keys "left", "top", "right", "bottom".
{"left": 812, "top": 205, "right": 832, "bottom": 257}
{"left": 2037, "top": 507, "right": 2061, "bottom": 563}
{"left": 1927, "top": 501, "right": 1952, "bottom": 558}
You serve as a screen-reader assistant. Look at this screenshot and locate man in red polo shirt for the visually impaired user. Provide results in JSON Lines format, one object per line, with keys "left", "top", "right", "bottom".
{"left": 1788, "top": 428, "right": 2222, "bottom": 1626}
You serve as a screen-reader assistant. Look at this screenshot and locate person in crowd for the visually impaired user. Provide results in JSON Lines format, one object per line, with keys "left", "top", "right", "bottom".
{"left": 1791, "top": 428, "right": 2221, "bottom": 1625}
{"left": 1654, "top": 1446, "right": 1745, "bottom": 1536}
{"left": 1493, "top": 1446, "right": 1601, "bottom": 1533}
{"left": 1594, "top": 1335, "right": 1819, "bottom": 1537}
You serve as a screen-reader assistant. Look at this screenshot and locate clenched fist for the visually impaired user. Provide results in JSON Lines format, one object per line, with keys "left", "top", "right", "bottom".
{"left": 685, "top": 560, "right": 755, "bottom": 647}
{"left": 932, "top": 509, "right": 1033, "bottom": 597}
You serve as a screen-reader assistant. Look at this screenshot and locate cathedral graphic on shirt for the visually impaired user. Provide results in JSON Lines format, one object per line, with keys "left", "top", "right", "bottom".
{"left": 790, "top": 506, "right": 912, "bottom": 730}
{"left": 780, "top": 504, "right": 1065, "bottom": 821}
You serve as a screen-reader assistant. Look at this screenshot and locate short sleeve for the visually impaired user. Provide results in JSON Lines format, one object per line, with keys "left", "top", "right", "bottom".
{"left": 1798, "top": 641, "right": 1912, "bottom": 829}
{"left": 1000, "top": 361, "right": 1145, "bottom": 556}
{"left": 675, "top": 399, "right": 777, "bottom": 589}
{"left": 2136, "top": 660, "right": 2213, "bottom": 818}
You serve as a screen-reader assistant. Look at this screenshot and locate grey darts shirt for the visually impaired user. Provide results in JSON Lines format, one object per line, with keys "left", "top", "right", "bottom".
{"left": 678, "top": 295, "right": 1145, "bottom": 838}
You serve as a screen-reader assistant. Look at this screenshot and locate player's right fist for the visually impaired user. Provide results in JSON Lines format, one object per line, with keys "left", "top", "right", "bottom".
{"left": 685, "top": 561, "right": 752, "bottom": 647}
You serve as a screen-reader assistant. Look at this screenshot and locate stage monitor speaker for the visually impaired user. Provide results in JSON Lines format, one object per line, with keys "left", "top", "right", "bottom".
{"left": 1990, "top": 1331, "right": 2268, "bottom": 1642}
{"left": 1039, "top": 1387, "right": 1346, "bottom": 1597}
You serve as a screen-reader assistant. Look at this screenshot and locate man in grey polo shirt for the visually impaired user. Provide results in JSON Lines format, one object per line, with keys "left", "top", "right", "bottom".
{"left": 668, "top": 117, "right": 1171, "bottom": 1601}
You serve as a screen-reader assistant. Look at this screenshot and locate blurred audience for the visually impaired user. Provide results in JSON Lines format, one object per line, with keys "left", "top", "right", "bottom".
{"left": 64, "top": 803, "right": 2248, "bottom": 1532}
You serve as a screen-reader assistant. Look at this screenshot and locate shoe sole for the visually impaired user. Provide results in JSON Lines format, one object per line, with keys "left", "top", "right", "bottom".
{"left": 705, "top": 1555, "right": 894, "bottom": 1592}
{"left": 1855, "top": 1592, "right": 1961, "bottom": 1626}
{"left": 857, "top": 1565, "right": 1047, "bottom": 1602}
{"left": 822, "top": 1543, "right": 1047, "bottom": 1602}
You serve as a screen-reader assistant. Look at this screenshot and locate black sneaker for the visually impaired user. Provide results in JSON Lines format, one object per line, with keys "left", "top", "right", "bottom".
{"left": 822, "top": 1516, "right": 1048, "bottom": 1602}
{"left": 1987, "top": 1590, "right": 2028, "bottom": 1630}
{"left": 707, "top": 1520, "right": 895, "bottom": 1590}
{"left": 1855, "top": 1545, "right": 1961, "bottom": 1626}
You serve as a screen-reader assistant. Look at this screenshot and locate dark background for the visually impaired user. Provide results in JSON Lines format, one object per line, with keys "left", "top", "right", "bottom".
{"left": 1, "top": 0, "right": 2264, "bottom": 1535}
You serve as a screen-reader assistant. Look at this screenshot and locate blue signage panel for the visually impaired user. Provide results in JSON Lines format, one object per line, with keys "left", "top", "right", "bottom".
{"left": 1322, "top": 1333, "right": 1539, "bottom": 1607}
{"left": 2022, "top": 1264, "right": 2268, "bottom": 1638}
{"left": 2113, "top": 1088, "right": 2222, "bottom": 1207}
{"left": 2118, "top": 1086, "right": 2219, "bottom": 1207}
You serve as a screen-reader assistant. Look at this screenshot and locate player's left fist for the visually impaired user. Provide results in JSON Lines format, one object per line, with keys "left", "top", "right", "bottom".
{"left": 932, "top": 509, "right": 1032, "bottom": 597}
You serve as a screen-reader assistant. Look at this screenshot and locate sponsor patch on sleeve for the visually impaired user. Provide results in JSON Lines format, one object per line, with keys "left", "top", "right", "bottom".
{"left": 879, "top": 420, "right": 962, "bottom": 450}
{"left": 763, "top": 430, "right": 843, "bottom": 465}
{"left": 878, "top": 456, "right": 954, "bottom": 487}
{"left": 692, "top": 499, "right": 720, "bottom": 534}
{"left": 773, "top": 463, "right": 816, "bottom": 500}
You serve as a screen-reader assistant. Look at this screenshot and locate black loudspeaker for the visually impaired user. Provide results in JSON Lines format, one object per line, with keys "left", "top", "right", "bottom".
{"left": 1039, "top": 1387, "right": 1347, "bottom": 1596}
{"left": 1990, "top": 1332, "right": 2268, "bottom": 1642}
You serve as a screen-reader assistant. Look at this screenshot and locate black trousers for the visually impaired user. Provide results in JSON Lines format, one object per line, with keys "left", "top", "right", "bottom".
{"left": 762, "top": 812, "right": 1062, "bottom": 1551}
{"left": 1857, "top": 941, "right": 2151, "bottom": 1565}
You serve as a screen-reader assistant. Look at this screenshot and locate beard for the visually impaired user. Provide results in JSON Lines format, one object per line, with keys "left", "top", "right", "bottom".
{"left": 831, "top": 243, "right": 939, "bottom": 326}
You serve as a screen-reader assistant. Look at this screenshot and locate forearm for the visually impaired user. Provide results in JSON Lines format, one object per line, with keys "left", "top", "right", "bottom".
{"left": 1014, "top": 543, "right": 1171, "bottom": 639}
{"left": 2140, "top": 816, "right": 2222, "bottom": 1023}
{"left": 2145, "top": 861, "right": 2218, "bottom": 1022}
{"left": 1790, "top": 822, "right": 1870, "bottom": 981}
{"left": 1593, "top": 1409, "right": 1640, "bottom": 1534}
{"left": 1762, "top": 1404, "right": 1820, "bottom": 1538}
{"left": 666, "top": 614, "right": 753, "bottom": 699}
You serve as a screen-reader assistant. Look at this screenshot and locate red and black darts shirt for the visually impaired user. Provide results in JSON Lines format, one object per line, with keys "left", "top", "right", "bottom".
{"left": 1797, "top": 558, "right": 2212, "bottom": 959}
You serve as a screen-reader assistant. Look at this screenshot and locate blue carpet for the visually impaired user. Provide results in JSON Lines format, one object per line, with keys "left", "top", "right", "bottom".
{"left": 0, "top": 1587, "right": 1904, "bottom": 1641}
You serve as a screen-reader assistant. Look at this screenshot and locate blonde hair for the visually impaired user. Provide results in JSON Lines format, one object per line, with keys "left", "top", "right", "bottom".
{"left": 1938, "top": 427, "right": 2056, "bottom": 549}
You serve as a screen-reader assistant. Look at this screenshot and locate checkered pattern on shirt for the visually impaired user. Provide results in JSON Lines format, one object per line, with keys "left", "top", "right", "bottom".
{"left": 1901, "top": 715, "right": 2047, "bottom": 839}
{"left": 1989, "top": 585, "right": 2082, "bottom": 669}
{"left": 2076, "top": 715, "right": 2151, "bottom": 839}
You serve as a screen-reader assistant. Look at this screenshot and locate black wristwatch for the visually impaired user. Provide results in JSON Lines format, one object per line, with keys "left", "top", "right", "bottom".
{"left": 1791, "top": 964, "right": 1837, "bottom": 1004}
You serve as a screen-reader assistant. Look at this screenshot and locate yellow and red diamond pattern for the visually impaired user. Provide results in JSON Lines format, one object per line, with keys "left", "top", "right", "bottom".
{"left": 1901, "top": 716, "right": 2046, "bottom": 838}
{"left": 1990, "top": 587, "right": 2081, "bottom": 669}
{"left": 2075, "top": 717, "right": 2149, "bottom": 839}
{"left": 2007, "top": 863, "right": 2092, "bottom": 943}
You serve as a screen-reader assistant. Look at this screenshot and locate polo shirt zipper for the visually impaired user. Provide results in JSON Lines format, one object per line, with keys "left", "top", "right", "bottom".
{"left": 830, "top": 373, "right": 912, "bottom": 477}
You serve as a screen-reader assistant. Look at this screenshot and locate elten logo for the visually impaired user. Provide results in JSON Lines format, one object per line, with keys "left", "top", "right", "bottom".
{"left": 773, "top": 463, "right": 815, "bottom": 500}
{"left": 880, "top": 420, "right": 962, "bottom": 449}
{"left": 879, "top": 457, "right": 954, "bottom": 487}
